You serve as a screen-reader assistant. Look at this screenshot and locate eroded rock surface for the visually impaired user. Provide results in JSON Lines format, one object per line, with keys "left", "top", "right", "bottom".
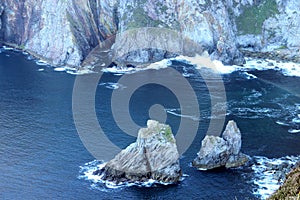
{"left": 0, "top": 0, "right": 299, "bottom": 67}
{"left": 193, "top": 120, "right": 249, "bottom": 170}
{"left": 0, "top": 5, "right": 3, "bottom": 31}
{"left": 268, "top": 163, "right": 300, "bottom": 200}
{"left": 94, "top": 120, "right": 182, "bottom": 184}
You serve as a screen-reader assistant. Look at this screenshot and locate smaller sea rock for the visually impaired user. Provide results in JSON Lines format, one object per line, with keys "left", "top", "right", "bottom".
{"left": 193, "top": 120, "right": 249, "bottom": 170}
{"left": 94, "top": 120, "right": 182, "bottom": 184}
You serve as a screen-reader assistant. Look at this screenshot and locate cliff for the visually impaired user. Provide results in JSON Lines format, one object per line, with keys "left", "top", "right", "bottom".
{"left": 268, "top": 164, "right": 300, "bottom": 200}
{"left": 0, "top": 0, "right": 299, "bottom": 67}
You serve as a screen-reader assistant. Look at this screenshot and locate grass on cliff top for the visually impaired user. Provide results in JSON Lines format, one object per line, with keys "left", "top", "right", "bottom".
{"left": 236, "top": 0, "right": 279, "bottom": 35}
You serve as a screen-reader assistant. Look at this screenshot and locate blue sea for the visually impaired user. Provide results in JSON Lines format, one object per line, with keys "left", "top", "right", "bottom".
{"left": 1, "top": 48, "right": 300, "bottom": 199}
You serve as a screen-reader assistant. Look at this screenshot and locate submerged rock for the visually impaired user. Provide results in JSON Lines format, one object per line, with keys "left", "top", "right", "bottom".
{"left": 193, "top": 120, "right": 249, "bottom": 170}
{"left": 94, "top": 120, "right": 181, "bottom": 184}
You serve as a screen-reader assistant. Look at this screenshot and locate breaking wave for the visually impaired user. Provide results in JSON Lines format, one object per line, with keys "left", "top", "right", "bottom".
{"left": 78, "top": 160, "right": 184, "bottom": 190}
{"left": 249, "top": 155, "right": 300, "bottom": 199}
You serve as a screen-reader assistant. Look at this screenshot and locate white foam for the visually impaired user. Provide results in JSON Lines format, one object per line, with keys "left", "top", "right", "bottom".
{"left": 251, "top": 155, "right": 300, "bottom": 199}
{"left": 54, "top": 67, "right": 66, "bottom": 72}
{"left": 165, "top": 108, "right": 199, "bottom": 121}
{"left": 143, "top": 59, "right": 171, "bottom": 70}
{"left": 36, "top": 60, "right": 48, "bottom": 66}
{"left": 230, "top": 107, "right": 281, "bottom": 119}
{"left": 27, "top": 55, "right": 34, "bottom": 60}
{"left": 212, "top": 60, "right": 238, "bottom": 74}
{"left": 79, "top": 160, "right": 179, "bottom": 189}
{"left": 37, "top": 68, "right": 44, "bottom": 72}
{"left": 276, "top": 121, "right": 289, "bottom": 126}
{"left": 292, "top": 118, "right": 300, "bottom": 123}
{"left": 241, "top": 72, "right": 257, "bottom": 79}
{"left": 102, "top": 59, "right": 171, "bottom": 75}
{"left": 171, "top": 55, "right": 300, "bottom": 77}
{"left": 2, "top": 46, "right": 14, "bottom": 51}
{"left": 288, "top": 129, "right": 300, "bottom": 134}
{"left": 102, "top": 66, "right": 136, "bottom": 74}
{"left": 66, "top": 68, "right": 95, "bottom": 75}
{"left": 242, "top": 58, "right": 300, "bottom": 77}
{"left": 99, "top": 82, "right": 126, "bottom": 90}
{"left": 197, "top": 168, "right": 208, "bottom": 171}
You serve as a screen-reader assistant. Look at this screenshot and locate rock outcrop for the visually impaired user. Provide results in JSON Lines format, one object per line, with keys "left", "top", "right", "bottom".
{"left": 268, "top": 163, "right": 300, "bottom": 200}
{"left": 0, "top": 0, "right": 117, "bottom": 67}
{"left": 93, "top": 120, "right": 182, "bottom": 184}
{"left": 193, "top": 120, "right": 249, "bottom": 170}
{"left": 0, "top": 0, "right": 299, "bottom": 67}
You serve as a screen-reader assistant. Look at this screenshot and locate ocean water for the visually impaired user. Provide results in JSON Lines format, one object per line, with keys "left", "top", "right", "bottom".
{"left": 1, "top": 48, "right": 300, "bottom": 199}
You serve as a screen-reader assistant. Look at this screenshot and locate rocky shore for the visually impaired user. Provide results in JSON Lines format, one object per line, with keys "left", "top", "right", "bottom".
{"left": 241, "top": 49, "right": 300, "bottom": 64}
{"left": 93, "top": 120, "right": 182, "bottom": 184}
{"left": 268, "top": 164, "right": 300, "bottom": 200}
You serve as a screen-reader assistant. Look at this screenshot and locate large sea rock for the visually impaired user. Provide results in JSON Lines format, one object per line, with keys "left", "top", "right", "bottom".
{"left": 193, "top": 120, "right": 249, "bottom": 170}
{"left": 94, "top": 120, "right": 182, "bottom": 184}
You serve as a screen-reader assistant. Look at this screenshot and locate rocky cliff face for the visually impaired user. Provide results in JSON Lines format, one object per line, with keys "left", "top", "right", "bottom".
{"left": 0, "top": 0, "right": 299, "bottom": 67}
{"left": 0, "top": 0, "right": 117, "bottom": 66}
{"left": 234, "top": 0, "right": 300, "bottom": 52}
{"left": 268, "top": 164, "right": 300, "bottom": 200}
{"left": 0, "top": 5, "right": 3, "bottom": 30}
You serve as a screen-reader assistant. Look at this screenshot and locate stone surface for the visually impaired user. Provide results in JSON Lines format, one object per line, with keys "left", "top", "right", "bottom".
{"left": 0, "top": 0, "right": 299, "bottom": 67}
{"left": 193, "top": 120, "right": 249, "bottom": 170}
{"left": 0, "top": 5, "right": 3, "bottom": 31}
{"left": 116, "top": 0, "right": 245, "bottom": 65}
{"left": 262, "top": 0, "right": 300, "bottom": 51}
{"left": 0, "top": 0, "right": 117, "bottom": 67}
{"left": 94, "top": 120, "right": 182, "bottom": 184}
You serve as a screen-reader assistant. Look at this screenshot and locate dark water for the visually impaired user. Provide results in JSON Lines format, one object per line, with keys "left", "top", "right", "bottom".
{"left": 1, "top": 50, "right": 300, "bottom": 200}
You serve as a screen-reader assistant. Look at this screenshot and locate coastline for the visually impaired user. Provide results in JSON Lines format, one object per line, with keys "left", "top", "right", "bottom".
{"left": 241, "top": 49, "right": 300, "bottom": 64}
{"left": 268, "top": 164, "right": 300, "bottom": 200}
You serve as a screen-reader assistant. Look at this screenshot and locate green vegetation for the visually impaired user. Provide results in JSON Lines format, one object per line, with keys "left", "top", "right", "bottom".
{"left": 160, "top": 5, "right": 168, "bottom": 13}
{"left": 127, "top": 7, "right": 162, "bottom": 29}
{"left": 275, "top": 45, "right": 288, "bottom": 50}
{"left": 66, "top": 12, "right": 78, "bottom": 28}
{"left": 162, "top": 126, "right": 175, "bottom": 143}
{"left": 18, "top": 45, "right": 25, "bottom": 50}
{"left": 236, "top": 0, "right": 279, "bottom": 35}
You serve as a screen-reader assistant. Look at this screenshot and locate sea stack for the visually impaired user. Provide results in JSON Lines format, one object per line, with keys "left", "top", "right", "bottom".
{"left": 94, "top": 120, "right": 182, "bottom": 184}
{"left": 193, "top": 120, "right": 249, "bottom": 170}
